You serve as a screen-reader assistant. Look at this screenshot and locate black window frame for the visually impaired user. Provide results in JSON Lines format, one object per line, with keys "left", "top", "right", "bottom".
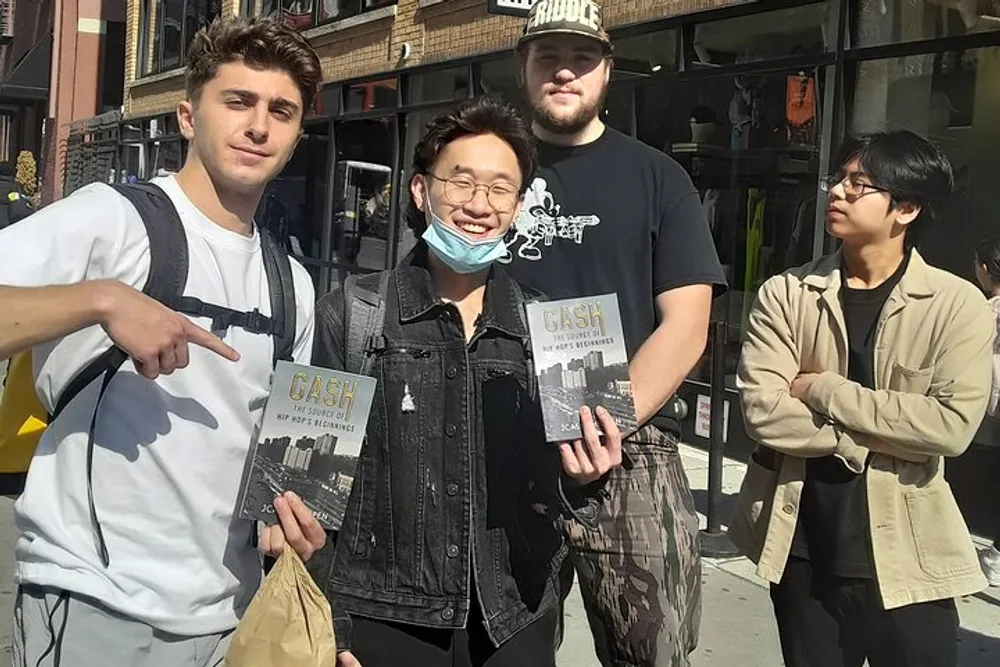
{"left": 116, "top": 113, "right": 187, "bottom": 183}
{"left": 240, "top": 0, "right": 399, "bottom": 32}
{"left": 137, "top": 0, "right": 223, "bottom": 78}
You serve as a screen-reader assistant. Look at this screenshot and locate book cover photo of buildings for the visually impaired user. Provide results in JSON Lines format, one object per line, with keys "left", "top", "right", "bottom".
{"left": 525, "top": 293, "right": 638, "bottom": 442}
{"left": 238, "top": 361, "right": 376, "bottom": 531}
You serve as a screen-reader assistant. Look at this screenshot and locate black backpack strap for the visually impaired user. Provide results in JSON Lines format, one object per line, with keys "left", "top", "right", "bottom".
{"left": 170, "top": 231, "right": 295, "bottom": 364}
{"left": 52, "top": 183, "right": 188, "bottom": 420}
{"left": 109, "top": 183, "right": 189, "bottom": 306}
{"left": 174, "top": 298, "right": 280, "bottom": 337}
{"left": 50, "top": 348, "right": 128, "bottom": 421}
{"left": 45, "top": 182, "right": 190, "bottom": 566}
{"left": 343, "top": 271, "right": 391, "bottom": 376}
{"left": 260, "top": 229, "right": 297, "bottom": 366}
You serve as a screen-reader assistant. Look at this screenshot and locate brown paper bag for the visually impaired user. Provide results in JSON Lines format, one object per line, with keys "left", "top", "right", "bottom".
{"left": 225, "top": 549, "right": 337, "bottom": 667}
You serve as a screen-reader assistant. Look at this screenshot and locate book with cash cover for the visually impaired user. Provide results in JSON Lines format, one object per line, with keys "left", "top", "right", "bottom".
{"left": 524, "top": 293, "right": 638, "bottom": 442}
{"left": 238, "top": 360, "right": 376, "bottom": 531}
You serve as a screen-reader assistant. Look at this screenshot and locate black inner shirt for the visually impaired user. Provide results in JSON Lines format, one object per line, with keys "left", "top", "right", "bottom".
{"left": 788, "top": 251, "right": 910, "bottom": 578}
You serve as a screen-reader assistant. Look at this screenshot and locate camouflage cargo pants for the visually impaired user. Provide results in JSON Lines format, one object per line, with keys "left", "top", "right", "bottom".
{"left": 561, "top": 425, "right": 702, "bottom": 667}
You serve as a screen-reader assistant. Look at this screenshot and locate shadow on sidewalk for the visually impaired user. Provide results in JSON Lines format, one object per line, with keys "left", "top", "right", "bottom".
{"left": 692, "top": 489, "right": 738, "bottom": 525}
{"left": 972, "top": 590, "right": 1000, "bottom": 608}
{"left": 959, "top": 627, "right": 1000, "bottom": 664}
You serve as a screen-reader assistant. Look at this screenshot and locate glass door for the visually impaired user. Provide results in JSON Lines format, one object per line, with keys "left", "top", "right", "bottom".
{"left": 326, "top": 116, "right": 396, "bottom": 293}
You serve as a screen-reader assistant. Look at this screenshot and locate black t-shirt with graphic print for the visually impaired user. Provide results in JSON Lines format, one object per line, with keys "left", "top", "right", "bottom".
{"left": 502, "top": 128, "right": 727, "bottom": 432}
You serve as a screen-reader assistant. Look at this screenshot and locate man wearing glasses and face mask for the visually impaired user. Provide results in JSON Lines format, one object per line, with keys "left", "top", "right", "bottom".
{"left": 309, "top": 97, "right": 623, "bottom": 667}
{"left": 732, "top": 130, "right": 994, "bottom": 667}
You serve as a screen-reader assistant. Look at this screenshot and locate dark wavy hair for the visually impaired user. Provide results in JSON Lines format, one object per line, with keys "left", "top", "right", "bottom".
{"left": 405, "top": 96, "right": 537, "bottom": 235}
{"left": 186, "top": 16, "right": 322, "bottom": 115}
{"left": 832, "top": 130, "right": 954, "bottom": 249}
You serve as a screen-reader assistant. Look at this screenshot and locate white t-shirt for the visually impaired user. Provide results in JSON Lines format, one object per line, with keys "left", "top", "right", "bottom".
{"left": 0, "top": 176, "right": 315, "bottom": 635}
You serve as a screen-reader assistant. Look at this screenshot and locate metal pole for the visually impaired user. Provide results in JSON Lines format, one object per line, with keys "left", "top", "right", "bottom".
{"left": 699, "top": 319, "right": 740, "bottom": 557}
{"left": 706, "top": 319, "right": 726, "bottom": 534}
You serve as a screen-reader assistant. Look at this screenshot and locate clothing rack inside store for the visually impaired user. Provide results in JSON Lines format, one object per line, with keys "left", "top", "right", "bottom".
{"left": 667, "top": 143, "right": 822, "bottom": 384}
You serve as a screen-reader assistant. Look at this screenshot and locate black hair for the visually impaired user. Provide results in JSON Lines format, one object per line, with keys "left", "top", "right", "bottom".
{"left": 975, "top": 235, "right": 1000, "bottom": 283}
{"left": 405, "top": 95, "right": 537, "bottom": 235}
{"left": 832, "top": 130, "right": 954, "bottom": 248}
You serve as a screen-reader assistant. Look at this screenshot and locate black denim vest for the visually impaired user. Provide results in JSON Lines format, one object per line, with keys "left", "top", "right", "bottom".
{"left": 308, "top": 249, "right": 581, "bottom": 650}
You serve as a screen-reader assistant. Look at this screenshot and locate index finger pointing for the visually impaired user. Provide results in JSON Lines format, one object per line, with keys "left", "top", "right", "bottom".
{"left": 182, "top": 319, "right": 241, "bottom": 361}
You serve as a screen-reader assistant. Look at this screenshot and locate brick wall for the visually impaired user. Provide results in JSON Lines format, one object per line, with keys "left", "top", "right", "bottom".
{"left": 124, "top": 0, "right": 745, "bottom": 119}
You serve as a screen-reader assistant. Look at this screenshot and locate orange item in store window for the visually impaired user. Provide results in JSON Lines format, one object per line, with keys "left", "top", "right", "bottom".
{"left": 786, "top": 74, "right": 817, "bottom": 128}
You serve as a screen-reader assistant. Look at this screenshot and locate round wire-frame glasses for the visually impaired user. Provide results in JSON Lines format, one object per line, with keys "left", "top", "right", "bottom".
{"left": 426, "top": 173, "right": 520, "bottom": 214}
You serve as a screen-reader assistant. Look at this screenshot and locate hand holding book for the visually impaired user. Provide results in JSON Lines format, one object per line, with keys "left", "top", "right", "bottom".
{"left": 237, "top": 361, "right": 377, "bottom": 532}
{"left": 558, "top": 405, "right": 623, "bottom": 485}
{"left": 524, "top": 293, "right": 639, "bottom": 442}
{"left": 258, "top": 490, "right": 328, "bottom": 564}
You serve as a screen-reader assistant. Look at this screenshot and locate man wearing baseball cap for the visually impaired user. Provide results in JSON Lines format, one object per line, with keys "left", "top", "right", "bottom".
{"left": 503, "top": 2, "right": 728, "bottom": 665}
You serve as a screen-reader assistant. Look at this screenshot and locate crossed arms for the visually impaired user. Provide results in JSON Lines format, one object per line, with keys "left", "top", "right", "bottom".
{"left": 738, "top": 276, "right": 995, "bottom": 465}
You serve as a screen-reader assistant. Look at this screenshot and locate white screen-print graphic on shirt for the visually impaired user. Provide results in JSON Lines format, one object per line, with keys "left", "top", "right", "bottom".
{"left": 502, "top": 177, "right": 600, "bottom": 262}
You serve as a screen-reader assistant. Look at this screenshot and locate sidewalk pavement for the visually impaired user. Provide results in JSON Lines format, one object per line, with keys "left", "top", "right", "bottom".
{"left": 557, "top": 443, "right": 1000, "bottom": 666}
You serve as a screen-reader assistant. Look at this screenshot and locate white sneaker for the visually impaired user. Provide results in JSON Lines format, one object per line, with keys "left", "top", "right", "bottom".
{"left": 979, "top": 546, "right": 1000, "bottom": 587}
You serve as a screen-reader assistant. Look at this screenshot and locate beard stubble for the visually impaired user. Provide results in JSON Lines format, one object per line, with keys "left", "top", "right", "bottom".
{"left": 529, "top": 83, "right": 608, "bottom": 136}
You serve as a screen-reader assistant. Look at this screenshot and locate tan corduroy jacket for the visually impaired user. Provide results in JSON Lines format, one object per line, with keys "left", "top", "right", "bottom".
{"left": 729, "top": 250, "right": 996, "bottom": 610}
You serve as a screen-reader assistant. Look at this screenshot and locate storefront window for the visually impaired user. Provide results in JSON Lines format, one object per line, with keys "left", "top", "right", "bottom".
{"left": 637, "top": 68, "right": 826, "bottom": 387}
{"left": 139, "top": 0, "right": 222, "bottom": 77}
{"left": 151, "top": 139, "right": 184, "bottom": 175}
{"left": 345, "top": 78, "right": 398, "bottom": 113}
{"left": 406, "top": 67, "right": 471, "bottom": 105}
{"left": 319, "top": 85, "right": 342, "bottom": 117}
{"left": 117, "top": 114, "right": 186, "bottom": 182}
{"left": 603, "top": 85, "right": 634, "bottom": 135}
{"left": 849, "top": 49, "right": 1000, "bottom": 374}
{"left": 257, "top": 122, "right": 330, "bottom": 284}
{"left": 477, "top": 58, "right": 520, "bottom": 104}
{"left": 119, "top": 144, "right": 146, "bottom": 183}
{"left": 329, "top": 118, "right": 395, "bottom": 289}
{"left": 241, "top": 0, "right": 398, "bottom": 31}
{"left": 143, "top": 114, "right": 179, "bottom": 138}
{"left": 853, "top": 0, "right": 1000, "bottom": 48}
{"left": 613, "top": 28, "right": 679, "bottom": 79}
{"left": 121, "top": 121, "right": 143, "bottom": 142}
{"left": 691, "top": 1, "right": 831, "bottom": 66}
{"left": 475, "top": 57, "right": 534, "bottom": 124}
{"left": 396, "top": 108, "right": 457, "bottom": 262}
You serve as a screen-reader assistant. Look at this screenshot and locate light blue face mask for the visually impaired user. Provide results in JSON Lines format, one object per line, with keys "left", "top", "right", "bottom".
{"left": 420, "top": 201, "right": 508, "bottom": 274}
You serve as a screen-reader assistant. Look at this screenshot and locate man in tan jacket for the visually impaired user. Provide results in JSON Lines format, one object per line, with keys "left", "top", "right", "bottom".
{"left": 730, "top": 130, "right": 995, "bottom": 667}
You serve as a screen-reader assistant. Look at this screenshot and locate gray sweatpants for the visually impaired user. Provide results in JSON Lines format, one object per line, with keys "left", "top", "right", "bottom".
{"left": 13, "top": 585, "right": 233, "bottom": 667}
